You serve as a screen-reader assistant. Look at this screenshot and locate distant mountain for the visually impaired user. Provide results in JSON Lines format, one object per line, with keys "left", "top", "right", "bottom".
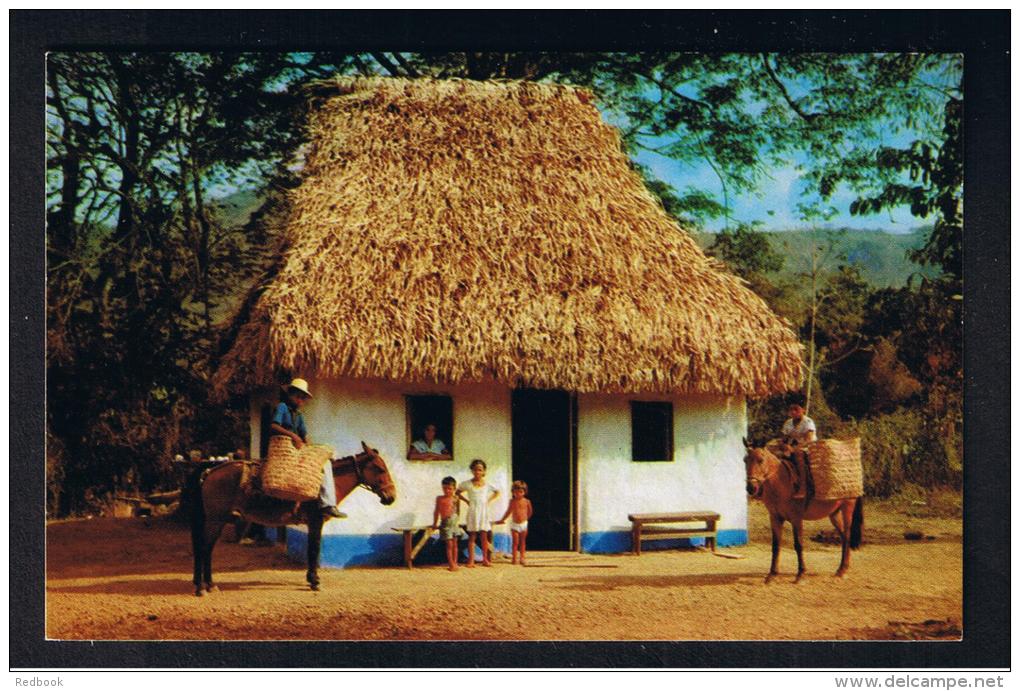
{"left": 209, "top": 189, "right": 263, "bottom": 229}
{"left": 694, "top": 227, "right": 938, "bottom": 289}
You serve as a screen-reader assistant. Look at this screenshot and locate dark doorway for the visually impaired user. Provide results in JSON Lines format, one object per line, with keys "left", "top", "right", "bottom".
{"left": 259, "top": 402, "right": 274, "bottom": 458}
{"left": 511, "top": 388, "right": 576, "bottom": 550}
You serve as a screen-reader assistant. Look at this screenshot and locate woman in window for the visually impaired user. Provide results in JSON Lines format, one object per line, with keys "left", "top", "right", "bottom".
{"left": 407, "top": 422, "right": 452, "bottom": 460}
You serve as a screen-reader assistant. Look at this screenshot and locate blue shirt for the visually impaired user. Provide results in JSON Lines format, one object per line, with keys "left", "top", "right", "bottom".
{"left": 273, "top": 402, "right": 307, "bottom": 441}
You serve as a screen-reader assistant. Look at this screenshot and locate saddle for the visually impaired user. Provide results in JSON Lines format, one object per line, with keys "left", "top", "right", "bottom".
{"left": 239, "top": 460, "right": 262, "bottom": 496}
{"left": 779, "top": 454, "right": 814, "bottom": 500}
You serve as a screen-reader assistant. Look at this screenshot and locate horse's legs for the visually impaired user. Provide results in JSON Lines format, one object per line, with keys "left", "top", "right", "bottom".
{"left": 189, "top": 476, "right": 208, "bottom": 596}
{"left": 835, "top": 500, "right": 854, "bottom": 577}
{"left": 306, "top": 511, "right": 323, "bottom": 590}
{"left": 828, "top": 508, "right": 846, "bottom": 540}
{"left": 765, "top": 514, "right": 784, "bottom": 583}
{"left": 191, "top": 517, "right": 205, "bottom": 596}
{"left": 202, "top": 520, "right": 226, "bottom": 592}
{"left": 792, "top": 519, "right": 806, "bottom": 582}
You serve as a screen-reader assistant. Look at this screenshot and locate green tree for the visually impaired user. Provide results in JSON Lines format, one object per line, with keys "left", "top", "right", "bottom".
{"left": 45, "top": 52, "right": 364, "bottom": 513}
{"left": 708, "top": 223, "right": 784, "bottom": 279}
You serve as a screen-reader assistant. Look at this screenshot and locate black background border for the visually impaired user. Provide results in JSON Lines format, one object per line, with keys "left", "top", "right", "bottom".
{"left": 10, "top": 9, "right": 1010, "bottom": 669}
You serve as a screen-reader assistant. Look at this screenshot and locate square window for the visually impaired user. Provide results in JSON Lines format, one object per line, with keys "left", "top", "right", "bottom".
{"left": 631, "top": 401, "right": 674, "bottom": 462}
{"left": 406, "top": 394, "right": 454, "bottom": 460}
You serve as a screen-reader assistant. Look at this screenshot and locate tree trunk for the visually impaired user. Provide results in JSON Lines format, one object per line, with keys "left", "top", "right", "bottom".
{"left": 192, "top": 163, "right": 214, "bottom": 337}
{"left": 46, "top": 68, "right": 82, "bottom": 261}
{"left": 804, "top": 248, "right": 819, "bottom": 415}
{"left": 99, "top": 55, "right": 143, "bottom": 318}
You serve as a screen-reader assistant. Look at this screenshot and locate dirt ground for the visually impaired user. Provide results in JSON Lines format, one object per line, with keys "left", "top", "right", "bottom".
{"left": 45, "top": 497, "right": 961, "bottom": 640}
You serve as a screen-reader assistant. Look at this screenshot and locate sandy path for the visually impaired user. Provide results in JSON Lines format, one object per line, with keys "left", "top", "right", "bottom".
{"left": 46, "top": 500, "right": 961, "bottom": 640}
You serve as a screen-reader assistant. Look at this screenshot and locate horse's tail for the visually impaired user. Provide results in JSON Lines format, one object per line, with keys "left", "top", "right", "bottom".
{"left": 850, "top": 496, "right": 864, "bottom": 549}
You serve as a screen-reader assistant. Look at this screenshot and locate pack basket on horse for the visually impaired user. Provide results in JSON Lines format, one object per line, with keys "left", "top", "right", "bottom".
{"left": 743, "top": 437, "right": 863, "bottom": 583}
{"left": 186, "top": 441, "right": 396, "bottom": 596}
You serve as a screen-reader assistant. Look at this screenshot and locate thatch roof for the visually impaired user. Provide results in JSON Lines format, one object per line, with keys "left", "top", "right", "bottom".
{"left": 214, "top": 77, "right": 803, "bottom": 398}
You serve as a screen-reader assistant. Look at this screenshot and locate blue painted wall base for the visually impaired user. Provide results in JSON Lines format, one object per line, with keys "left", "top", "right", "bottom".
{"left": 579, "top": 529, "right": 747, "bottom": 554}
{"left": 284, "top": 528, "right": 513, "bottom": 568}
{"left": 281, "top": 528, "right": 746, "bottom": 567}
{"left": 286, "top": 529, "right": 405, "bottom": 568}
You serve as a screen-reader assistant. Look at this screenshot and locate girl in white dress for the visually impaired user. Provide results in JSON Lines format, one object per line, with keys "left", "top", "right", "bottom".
{"left": 457, "top": 459, "right": 500, "bottom": 567}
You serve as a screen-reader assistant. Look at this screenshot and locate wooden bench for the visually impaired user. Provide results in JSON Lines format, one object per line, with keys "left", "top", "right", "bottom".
{"left": 391, "top": 522, "right": 499, "bottom": 567}
{"left": 392, "top": 525, "right": 437, "bottom": 568}
{"left": 392, "top": 524, "right": 491, "bottom": 568}
{"left": 628, "top": 511, "right": 720, "bottom": 555}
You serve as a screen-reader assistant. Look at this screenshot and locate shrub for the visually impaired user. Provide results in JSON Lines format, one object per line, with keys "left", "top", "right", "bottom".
{"left": 838, "top": 409, "right": 921, "bottom": 497}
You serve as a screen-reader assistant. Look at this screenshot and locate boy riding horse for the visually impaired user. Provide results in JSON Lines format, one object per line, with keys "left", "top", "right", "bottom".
{"left": 779, "top": 403, "right": 816, "bottom": 499}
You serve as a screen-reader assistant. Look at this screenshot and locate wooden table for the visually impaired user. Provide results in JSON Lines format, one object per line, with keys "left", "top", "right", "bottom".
{"left": 628, "top": 511, "right": 720, "bottom": 555}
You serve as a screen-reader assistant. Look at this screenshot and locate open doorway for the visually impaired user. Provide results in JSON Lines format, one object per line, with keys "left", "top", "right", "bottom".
{"left": 511, "top": 388, "right": 576, "bottom": 550}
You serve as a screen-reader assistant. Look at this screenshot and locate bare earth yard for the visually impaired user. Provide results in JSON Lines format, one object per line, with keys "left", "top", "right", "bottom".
{"left": 46, "top": 499, "right": 961, "bottom": 640}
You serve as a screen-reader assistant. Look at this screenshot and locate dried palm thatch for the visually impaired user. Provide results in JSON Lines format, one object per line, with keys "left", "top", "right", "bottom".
{"left": 214, "top": 77, "right": 803, "bottom": 398}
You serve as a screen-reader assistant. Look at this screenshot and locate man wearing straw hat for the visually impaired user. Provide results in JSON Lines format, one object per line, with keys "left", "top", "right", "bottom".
{"left": 270, "top": 378, "right": 346, "bottom": 518}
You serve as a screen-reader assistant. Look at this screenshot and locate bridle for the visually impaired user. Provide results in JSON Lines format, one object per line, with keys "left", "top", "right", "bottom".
{"left": 333, "top": 452, "right": 395, "bottom": 498}
{"left": 334, "top": 453, "right": 371, "bottom": 489}
{"left": 745, "top": 449, "right": 781, "bottom": 498}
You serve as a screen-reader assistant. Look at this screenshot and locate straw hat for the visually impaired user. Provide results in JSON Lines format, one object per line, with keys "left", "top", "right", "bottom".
{"left": 286, "top": 378, "right": 312, "bottom": 398}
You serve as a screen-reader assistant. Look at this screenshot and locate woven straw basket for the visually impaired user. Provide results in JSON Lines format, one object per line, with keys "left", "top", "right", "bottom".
{"left": 262, "top": 436, "right": 335, "bottom": 502}
{"left": 805, "top": 437, "right": 863, "bottom": 499}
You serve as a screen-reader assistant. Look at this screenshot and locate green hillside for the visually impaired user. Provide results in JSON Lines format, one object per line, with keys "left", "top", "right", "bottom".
{"left": 695, "top": 228, "right": 937, "bottom": 288}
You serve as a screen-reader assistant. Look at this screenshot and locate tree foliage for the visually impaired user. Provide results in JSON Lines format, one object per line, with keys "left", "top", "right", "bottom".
{"left": 707, "top": 224, "right": 784, "bottom": 279}
{"left": 45, "top": 51, "right": 965, "bottom": 514}
{"left": 45, "top": 52, "right": 360, "bottom": 514}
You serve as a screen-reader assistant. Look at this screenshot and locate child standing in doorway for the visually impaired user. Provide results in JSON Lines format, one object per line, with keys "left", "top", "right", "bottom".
{"left": 431, "top": 476, "right": 462, "bottom": 571}
{"left": 496, "top": 480, "right": 534, "bottom": 565}
{"left": 457, "top": 459, "right": 499, "bottom": 567}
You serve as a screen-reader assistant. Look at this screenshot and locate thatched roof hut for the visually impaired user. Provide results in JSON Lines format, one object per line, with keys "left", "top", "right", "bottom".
{"left": 215, "top": 77, "right": 802, "bottom": 399}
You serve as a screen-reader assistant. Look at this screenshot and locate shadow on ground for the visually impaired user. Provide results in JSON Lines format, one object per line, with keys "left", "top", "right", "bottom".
{"left": 46, "top": 517, "right": 296, "bottom": 579}
{"left": 541, "top": 571, "right": 763, "bottom": 591}
{"left": 48, "top": 578, "right": 304, "bottom": 596}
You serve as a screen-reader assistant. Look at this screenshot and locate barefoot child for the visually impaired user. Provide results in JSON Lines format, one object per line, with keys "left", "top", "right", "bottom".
{"left": 496, "top": 480, "right": 533, "bottom": 565}
{"left": 457, "top": 459, "right": 499, "bottom": 567}
{"left": 431, "top": 477, "right": 462, "bottom": 571}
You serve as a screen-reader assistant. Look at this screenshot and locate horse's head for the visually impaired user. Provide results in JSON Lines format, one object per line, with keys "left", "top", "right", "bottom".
{"left": 357, "top": 441, "right": 397, "bottom": 506}
{"left": 742, "top": 438, "right": 777, "bottom": 499}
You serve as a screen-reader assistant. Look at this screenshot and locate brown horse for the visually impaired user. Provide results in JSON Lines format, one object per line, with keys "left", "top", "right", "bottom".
{"left": 743, "top": 439, "right": 863, "bottom": 583}
{"left": 187, "top": 441, "right": 396, "bottom": 595}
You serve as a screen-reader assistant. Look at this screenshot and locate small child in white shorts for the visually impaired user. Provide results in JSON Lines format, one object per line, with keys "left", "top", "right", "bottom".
{"left": 495, "top": 480, "right": 533, "bottom": 565}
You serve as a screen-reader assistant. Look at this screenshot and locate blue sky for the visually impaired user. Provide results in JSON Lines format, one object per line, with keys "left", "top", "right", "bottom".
{"left": 595, "top": 70, "right": 946, "bottom": 235}
{"left": 634, "top": 147, "right": 922, "bottom": 234}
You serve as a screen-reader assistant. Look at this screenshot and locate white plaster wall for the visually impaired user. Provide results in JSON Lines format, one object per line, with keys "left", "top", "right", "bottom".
{"left": 250, "top": 378, "right": 512, "bottom": 535}
{"left": 577, "top": 393, "right": 747, "bottom": 534}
